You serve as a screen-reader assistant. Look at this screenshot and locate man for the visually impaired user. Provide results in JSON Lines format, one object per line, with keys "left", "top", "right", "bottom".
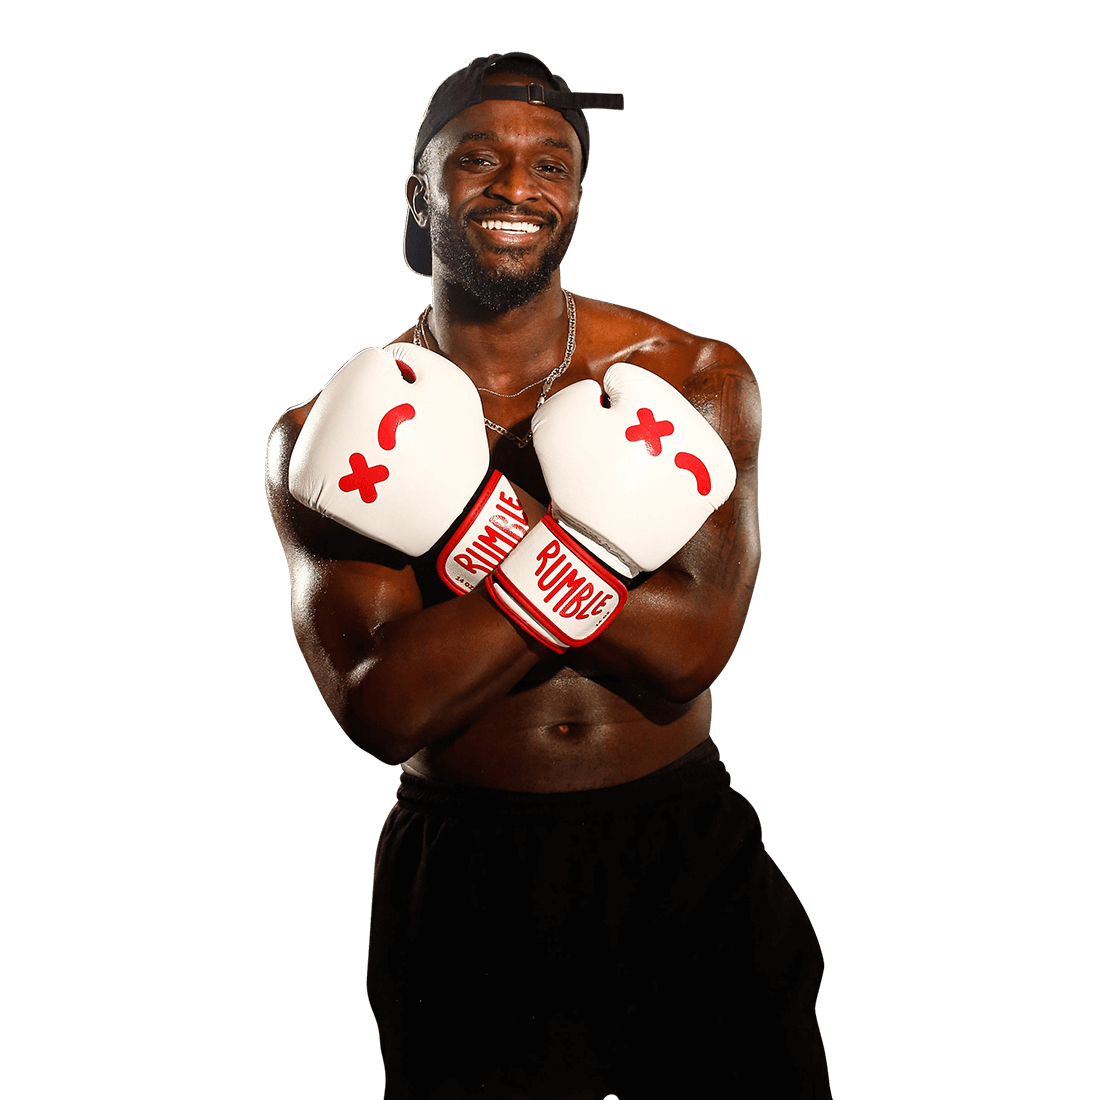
{"left": 268, "top": 52, "right": 831, "bottom": 1099}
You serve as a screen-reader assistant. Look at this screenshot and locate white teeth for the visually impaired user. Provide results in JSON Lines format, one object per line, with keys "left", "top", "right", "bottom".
{"left": 480, "top": 220, "right": 539, "bottom": 233}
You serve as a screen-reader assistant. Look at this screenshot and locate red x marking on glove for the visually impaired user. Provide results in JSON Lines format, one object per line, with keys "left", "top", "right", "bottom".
{"left": 625, "top": 408, "right": 674, "bottom": 456}
{"left": 339, "top": 453, "right": 389, "bottom": 503}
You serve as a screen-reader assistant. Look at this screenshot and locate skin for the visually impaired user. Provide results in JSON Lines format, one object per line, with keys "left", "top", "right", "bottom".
{"left": 267, "top": 75, "right": 762, "bottom": 792}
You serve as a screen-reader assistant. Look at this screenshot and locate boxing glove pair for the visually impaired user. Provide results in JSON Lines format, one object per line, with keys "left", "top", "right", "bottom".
{"left": 288, "top": 344, "right": 737, "bottom": 652}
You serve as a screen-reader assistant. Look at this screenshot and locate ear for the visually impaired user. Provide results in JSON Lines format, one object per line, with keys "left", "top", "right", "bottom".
{"left": 406, "top": 175, "right": 430, "bottom": 228}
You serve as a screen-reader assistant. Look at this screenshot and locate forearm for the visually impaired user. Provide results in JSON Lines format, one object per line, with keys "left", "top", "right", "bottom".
{"left": 579, "top": 563, "right": 757, "bottom": 703}
{"left": 301, "top": 585, "right": 542, "bottom": 764}
{"left": 576, "top": 499, "right": 761, "bottom": 702}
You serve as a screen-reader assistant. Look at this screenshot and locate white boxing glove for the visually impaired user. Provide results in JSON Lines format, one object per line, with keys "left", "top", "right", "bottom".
{"left": 289, "top": 342, "right": 541, "bottom": 590}
{"left": 485, "top": 362, "right": 736, "bottom": 651}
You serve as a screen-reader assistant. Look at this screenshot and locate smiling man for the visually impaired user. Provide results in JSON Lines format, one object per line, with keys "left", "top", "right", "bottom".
{"left": 268, "top": 53, "right": 831, "bottom": 1099}
{"left": 412, "top": 126, "right": 579, "bottom": 313}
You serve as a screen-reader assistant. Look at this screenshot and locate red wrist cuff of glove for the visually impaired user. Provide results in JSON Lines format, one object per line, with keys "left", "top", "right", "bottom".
{"left": 436, "top": 470, "right": 538, "bottom": 594}
{"left": 485, "top": 515, "right": 629, "bottom": 650}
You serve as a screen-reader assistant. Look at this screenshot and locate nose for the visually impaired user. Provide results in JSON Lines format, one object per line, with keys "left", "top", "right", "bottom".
{"left": 485, "top": 158, "right": 541, "bottom": 206}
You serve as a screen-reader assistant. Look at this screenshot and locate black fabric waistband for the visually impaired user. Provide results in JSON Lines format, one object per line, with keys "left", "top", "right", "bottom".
{"left": 394, "top": 737, "right": 728, "bottom": 820}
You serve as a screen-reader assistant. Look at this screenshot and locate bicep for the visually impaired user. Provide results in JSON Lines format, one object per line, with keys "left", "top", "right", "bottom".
{"left": 287, "top": 547, "right": 422, "bottom": 686}
{"left": 646, "top": 356, "right": 761, "bottom": 651}
{"left": 268, "top": 412, "right": 423, "bottom": 694}
{"left": 672, "top": 356, "right": 762, "bottom": 597}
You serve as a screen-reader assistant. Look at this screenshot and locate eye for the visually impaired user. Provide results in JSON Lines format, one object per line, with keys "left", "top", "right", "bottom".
{"left": 458, "top": 154, "right": 495, "bottom": 168}
{"left": 536, "top": 162, "right": 567, "bottom": 176}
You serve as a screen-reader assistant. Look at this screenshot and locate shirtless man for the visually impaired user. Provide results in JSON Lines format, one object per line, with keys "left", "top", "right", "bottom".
{"left": 268, "top": 53, "right": 830, "bottom": 1100}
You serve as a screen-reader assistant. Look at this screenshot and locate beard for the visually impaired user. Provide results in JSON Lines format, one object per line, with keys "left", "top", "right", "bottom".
{"left": 428, "top": 205, "right": 578, "bottom": 313}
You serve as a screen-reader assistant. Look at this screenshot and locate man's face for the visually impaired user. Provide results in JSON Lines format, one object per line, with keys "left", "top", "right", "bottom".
{"left": 410, "top": 84, "right": 583, "bottom": 311}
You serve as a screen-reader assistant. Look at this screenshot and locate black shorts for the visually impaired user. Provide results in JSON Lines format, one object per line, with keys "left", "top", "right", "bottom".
{"left": 367, "top": 740, "right": 831, "bottom": 1099}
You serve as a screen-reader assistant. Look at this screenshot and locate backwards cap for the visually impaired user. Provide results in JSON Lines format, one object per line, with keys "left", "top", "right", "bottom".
{"left": 404, "top": 52, "right": 624, "bottom": 276}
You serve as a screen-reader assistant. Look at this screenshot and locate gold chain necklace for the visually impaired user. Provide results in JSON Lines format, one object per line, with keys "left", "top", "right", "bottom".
{"left": 412, "top": 290, "right": 576, "bottom": 449}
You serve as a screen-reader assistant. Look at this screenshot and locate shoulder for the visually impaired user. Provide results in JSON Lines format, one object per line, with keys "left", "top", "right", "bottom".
{"left": 576, "top": 294, "right": 754, "bottom": 387}
{"left": 574, "top": 296, "right": 760, "bottom": 450}
{"left": 266, "top": 399, "right": 318, "bottom": 555}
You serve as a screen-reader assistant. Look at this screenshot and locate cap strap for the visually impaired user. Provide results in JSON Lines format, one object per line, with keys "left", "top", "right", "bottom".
{"left": 479, "top": 83, "right": 624, "bottom": 111}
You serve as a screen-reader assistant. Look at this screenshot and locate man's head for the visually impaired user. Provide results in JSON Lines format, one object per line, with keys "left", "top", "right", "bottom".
{"left": 404, "top": 53, "right": 623, "bottom": 307}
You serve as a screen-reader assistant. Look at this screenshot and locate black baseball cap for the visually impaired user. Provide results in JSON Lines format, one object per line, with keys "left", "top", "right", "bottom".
{"left": 404, "top": 52, "right": 624, "bottom": 276}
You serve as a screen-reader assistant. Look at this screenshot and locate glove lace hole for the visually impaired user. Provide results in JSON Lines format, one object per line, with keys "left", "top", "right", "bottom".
{"left": 396, "top": 360, "right": 416, "bottom": 383}
{"left": 600, "top": 392, "right": 611, "bottom": 408}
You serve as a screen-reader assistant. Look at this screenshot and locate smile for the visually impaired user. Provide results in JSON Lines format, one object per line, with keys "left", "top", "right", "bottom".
{"left": 478, "top": 219, "right": 541, "bottom": 234}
